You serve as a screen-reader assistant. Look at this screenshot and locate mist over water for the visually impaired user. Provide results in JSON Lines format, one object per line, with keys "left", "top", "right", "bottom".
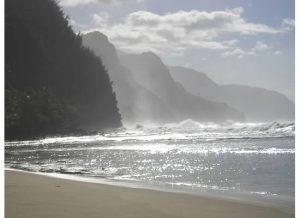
{"left": 5, "top": 120, "right": 295, "bottom": 206}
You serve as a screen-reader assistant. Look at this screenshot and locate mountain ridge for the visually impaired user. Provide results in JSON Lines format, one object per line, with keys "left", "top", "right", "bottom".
{"left": 119, "top": 49, "right": 245, "bottom": 123}
{"left": 82, "top": 31, "right": 174, "bottom": 124}
{"left": 82, "top": 30, "right": 293, "bottom": 124}
{"left": 169, "top": 66, "right": 294, "bottom": 122}
{"left": 83, "top": 31, "right": 245, "bottom": 124}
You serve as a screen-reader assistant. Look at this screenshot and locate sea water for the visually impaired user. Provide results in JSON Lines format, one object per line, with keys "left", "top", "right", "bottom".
{"left": 5, "top": 120, "right": 295, "bottom": 206}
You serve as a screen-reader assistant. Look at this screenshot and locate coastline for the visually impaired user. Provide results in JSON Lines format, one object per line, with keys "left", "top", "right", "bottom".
{"left": 5, "top": 167, "right": 294, "bottom": 208}
{"left": 5, "top": 170, "right": 294, "bottom": 218}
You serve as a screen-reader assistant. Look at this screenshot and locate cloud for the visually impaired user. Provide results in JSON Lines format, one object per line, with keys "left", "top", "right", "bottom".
{"left": 59, "top": 0, "right": 143, "bottom": 7}
{"left": 281, "top": 18, "right": 295, "bottom": 31}
{"left": 222, "top": 48, "right": 251, "bottom": 59}
{"left": 273, "top": 50, "right": 282, "bottom": 56}
{"left": 124, "top": 9, "right": 280, "bottom": 35}
{"left": 222, "top": 41, "right": 272, "bottom": 59}
{"left": 91, "top": 12, "right": 110, "bottom": 27}
{"left": 60, "top": 0, "right": 95, "bottom": 7}
{"left": 84, "top": 8, "right": 293, "bottom": 56}
{"left": 252, "top": 41, "right": 270, "bottom": 52}
{"left": 223, "top": 39, "right": 239, "bottom": 46}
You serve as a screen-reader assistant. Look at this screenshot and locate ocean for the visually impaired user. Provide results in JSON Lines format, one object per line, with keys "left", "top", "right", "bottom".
{"left": 5, "top": 120, "right": 295, "bottom": 207}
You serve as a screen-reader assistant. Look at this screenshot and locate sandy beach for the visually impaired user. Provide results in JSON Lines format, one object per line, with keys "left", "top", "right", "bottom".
{"left": 5, "top": 170, "right": 294, "bottom": 218}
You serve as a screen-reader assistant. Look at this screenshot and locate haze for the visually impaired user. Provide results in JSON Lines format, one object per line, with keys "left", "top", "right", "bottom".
{"left": 59, "top": 0, "right": 295, "bottom": 102}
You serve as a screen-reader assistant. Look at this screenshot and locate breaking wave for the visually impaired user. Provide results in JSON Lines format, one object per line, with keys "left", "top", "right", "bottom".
{"left": 5, "top": 120, "right": 294, "bottom": 147}
{"left": 163, "top": 119, "right": 294, "bottom": 136}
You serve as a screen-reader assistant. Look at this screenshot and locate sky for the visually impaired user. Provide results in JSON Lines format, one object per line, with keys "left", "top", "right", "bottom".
{"left": 58, "top": 0, "right": 295, "bottom": 101}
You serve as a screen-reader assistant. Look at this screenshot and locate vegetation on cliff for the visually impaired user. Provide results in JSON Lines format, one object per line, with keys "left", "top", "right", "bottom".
{"left": 5, "top": 0, "right": 122, "bottom": 139}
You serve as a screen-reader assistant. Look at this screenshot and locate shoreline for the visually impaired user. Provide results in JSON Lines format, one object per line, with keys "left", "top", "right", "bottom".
{"left": 5, "top": 170, "right": 294, "bottom": 218}
{"left": 5, "top": 168, "right": 294, "bottom": 208}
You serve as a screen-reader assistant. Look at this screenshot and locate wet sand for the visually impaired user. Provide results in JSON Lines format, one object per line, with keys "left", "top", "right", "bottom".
{"left": 5, "top": 170, "right": 294, "bottom": 218}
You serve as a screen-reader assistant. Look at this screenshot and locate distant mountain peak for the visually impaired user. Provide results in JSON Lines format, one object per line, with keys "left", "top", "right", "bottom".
{"left": 82, "top": 31, "right": 118, "bottom": 63}
{"left": 141, "top": 51, "right": 163, "bottom": 63}
{"left": 84, "top": 31, "right": 109, "bottom": 41}
{"left": 142, "top": 51, "right": 159, "bottom": 57}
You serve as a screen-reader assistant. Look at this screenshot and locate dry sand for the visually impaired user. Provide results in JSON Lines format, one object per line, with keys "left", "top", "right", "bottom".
{"left": 5, "top": 170, "right": 294, "bottom": 218}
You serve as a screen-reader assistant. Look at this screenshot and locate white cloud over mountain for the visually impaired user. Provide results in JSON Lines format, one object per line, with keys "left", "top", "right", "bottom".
{"left": 82, "top": 7, "right": 294, "bottom": 57}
